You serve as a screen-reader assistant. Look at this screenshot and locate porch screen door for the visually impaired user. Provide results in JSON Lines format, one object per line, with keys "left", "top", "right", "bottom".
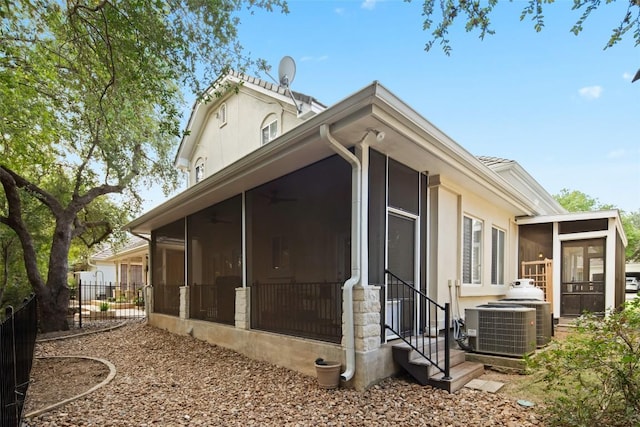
{"left": 386, "top": 210, "right": 418, "bottom": 338}
{"left": 560, "top": 239, "right": 605, "bottom": 316}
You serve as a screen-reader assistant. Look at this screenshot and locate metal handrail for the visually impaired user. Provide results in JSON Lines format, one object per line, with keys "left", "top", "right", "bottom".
{"left": 384, "top": 270, "right": 450, "bottom": 379}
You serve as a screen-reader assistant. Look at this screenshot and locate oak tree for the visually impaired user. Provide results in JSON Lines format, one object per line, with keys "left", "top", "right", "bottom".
{"left": 0, "top": 0, "right": 287, "bottom": 331}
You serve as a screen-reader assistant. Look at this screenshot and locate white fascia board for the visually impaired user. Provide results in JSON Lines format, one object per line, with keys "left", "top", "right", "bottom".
{"left": 515, "top": 209, "right": 622, "bottom": 224}
{"left": 515, "top": 209, "right": 627, "bottom": 244}
{"left": 105, "top": 245, "right": 148, "bottom": 262}
{"left": 133, "top": 79, "right": 560, "bottom": 233}
{"left": 494, "top": 163, "right": 566, "bottom": 215}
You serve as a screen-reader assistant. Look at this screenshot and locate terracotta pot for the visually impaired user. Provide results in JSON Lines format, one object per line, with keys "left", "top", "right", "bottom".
{"left": 314, "top": 360, "right": 341, "bottom": 389}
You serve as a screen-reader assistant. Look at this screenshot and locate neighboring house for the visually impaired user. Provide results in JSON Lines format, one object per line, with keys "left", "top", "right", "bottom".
{"left": 74, "top": 235, "right": 149, "bottom": 300}
{"left": 126, "top": 71, "right": 627, "bottom": 391}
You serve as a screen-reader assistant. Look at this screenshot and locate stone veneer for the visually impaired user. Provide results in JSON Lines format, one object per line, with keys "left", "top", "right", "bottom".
{"left": 235, "top": 287, "right": 250, "bottom": 329}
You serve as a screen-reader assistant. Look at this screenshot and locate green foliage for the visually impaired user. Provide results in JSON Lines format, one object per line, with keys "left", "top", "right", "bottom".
{"left": 414, "top": 0, "right": 640, "bottom": 55}
{"left": 0, "top": 0, "right": 287, "bottom": 330}
{"left": 99, "top": 301, "right": 110, "bottom": 312}
{"left": 529, "top": 298, "right": 640, "bottom": 426}
{"left": 554, "top": 188, "right": 601, "bottom": 212}
{"left": 622, "top": 210, "right": 640, "bottom": 262}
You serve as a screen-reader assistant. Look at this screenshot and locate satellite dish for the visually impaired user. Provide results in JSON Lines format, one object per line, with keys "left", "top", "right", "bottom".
{"left": 278, "top": 56, "right": 296, "bottom": 87}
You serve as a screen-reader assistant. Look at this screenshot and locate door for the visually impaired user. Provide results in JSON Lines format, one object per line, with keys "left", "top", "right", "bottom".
{"left": 386, "top": 209, "right": 419, "bottom": 338}
{"left": 560, "top": 239, "right": 605, "bottom": 316}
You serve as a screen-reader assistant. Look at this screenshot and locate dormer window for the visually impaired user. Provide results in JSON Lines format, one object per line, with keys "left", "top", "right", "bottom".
{"left": 195, "top": 159, "right": 205, "bottom": 183}
{"left": 219, "top": 103, "right": 227, "bottom": 127}
{"left": 261, "top": 120, "right": 278, "bottom": 145}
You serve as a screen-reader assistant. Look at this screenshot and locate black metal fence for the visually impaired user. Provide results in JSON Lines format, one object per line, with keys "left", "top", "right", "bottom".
{"left": 70, "top": 281, "right": 146, "bottom": 327}
{"left": 189, "top": 279, "right": 239, "bottom": 325}
{"left": 251, "top": 281, "right": 342, "bottom": 343}
{"left": 153, "top": 284, "right": 181, "bottom": 316}
{"left": 1, "top": 294, "right": 38, "bottom": 427}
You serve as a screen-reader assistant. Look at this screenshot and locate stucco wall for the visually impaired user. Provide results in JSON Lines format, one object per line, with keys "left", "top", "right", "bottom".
{"left": 430, "top": 178, "right": 518, "bottom": 320}
{"left": 188, "top": 88, "right": 302, "bottom": 186}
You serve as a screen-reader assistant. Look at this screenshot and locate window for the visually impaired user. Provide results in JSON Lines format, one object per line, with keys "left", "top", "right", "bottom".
{"left": 219, "top": 103, "right": 227, "bottom": 126}
{"left": 491, "top": 227, "right": 505, "bottom": 285}
{"left": 271, "top": 236, "right": 290, "bottom": 273}
{"left": 194, "top": 159, "right": 205, "bottom": 183}
{"left": 462, "top": 216, "right": 483, "bottom": 284}
{"left": 261, "top": 120, "right": 278, "bottom": 145}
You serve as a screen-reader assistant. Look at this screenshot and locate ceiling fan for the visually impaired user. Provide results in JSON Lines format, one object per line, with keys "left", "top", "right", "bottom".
{"left": 261, "top": 190, "right": 297, "bottom": 205}
{"left": 209, "top": 213, "right": 232, "bottom": 224}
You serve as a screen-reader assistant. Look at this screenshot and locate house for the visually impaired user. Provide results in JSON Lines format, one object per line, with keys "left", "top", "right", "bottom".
{"left": 74, "top": 235, "right": 149, "bottom": 301}
{"left": 126, "top": 70, "right": 627, "bottom": 391}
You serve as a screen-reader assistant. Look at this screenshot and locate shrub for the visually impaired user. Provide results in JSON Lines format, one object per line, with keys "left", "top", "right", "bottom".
{"left": 529, "top": 298, "right": 640, "bottom": 426}
{"left": 99, "top": 302, "right": 110, "bottom": 312}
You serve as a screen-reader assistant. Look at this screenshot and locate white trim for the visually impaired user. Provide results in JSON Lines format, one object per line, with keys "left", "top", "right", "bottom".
{"left": 242, "top": 191, "right": 247, "bottom": 288}
{"left": 219, "top": 103, "right": 227, "bottom": 127}
{"left": 261, "top": 119, "right": 278, "bottom": 145}
{"left": 461, "top": 214, "right": 484, "bottom": 286}
{"left": 558, "top": 230, "right": 609, "bottom": 241}
{"left": 385, "top": 208, "right": 420, "bottom": 338}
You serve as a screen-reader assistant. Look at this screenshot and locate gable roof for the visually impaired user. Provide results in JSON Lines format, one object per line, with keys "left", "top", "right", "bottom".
{"left": 129, "top": 80, "right": 566, "bottom": 234}
{"left": 89, "top": 235, "right": 148, "bottom": 263}
{"left": 478, "top": 155, "right": 565, "bottom": 215}
{"left": 174, "top": 70, "right": 326, "bottom": 169}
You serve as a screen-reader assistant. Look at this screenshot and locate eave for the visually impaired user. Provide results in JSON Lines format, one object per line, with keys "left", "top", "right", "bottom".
{"left": 129, "top": 81, "right": 555, "bottom": 234}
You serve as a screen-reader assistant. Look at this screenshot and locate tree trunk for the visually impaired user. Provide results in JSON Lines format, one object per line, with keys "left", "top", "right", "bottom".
{"left": 37, "top": 219, "right": 75, "bottom": 332}
{"left": 36, "top": 283, "right": 70, "bottom": 332}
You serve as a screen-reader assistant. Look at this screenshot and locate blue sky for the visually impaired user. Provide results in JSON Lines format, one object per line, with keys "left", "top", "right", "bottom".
{"left": 150, "top": 0, "right": 639, "bottom": 213}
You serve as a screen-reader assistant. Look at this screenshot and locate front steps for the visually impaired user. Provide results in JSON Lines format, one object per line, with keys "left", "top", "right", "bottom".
{"left": 392, "top": 338, "right": 484, "bottom": 393}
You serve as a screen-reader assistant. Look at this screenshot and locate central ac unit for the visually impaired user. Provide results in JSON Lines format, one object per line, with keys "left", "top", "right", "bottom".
{"left": 492, "top": 299, "right": 552, "bottom": 347}
{"left": 465, "top": 304, "right": 536, "bottom": 357}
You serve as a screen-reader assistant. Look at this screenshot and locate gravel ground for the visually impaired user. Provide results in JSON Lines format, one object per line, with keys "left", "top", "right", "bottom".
{"left": 24, "top": 321, "right": 545, "bottom": 426}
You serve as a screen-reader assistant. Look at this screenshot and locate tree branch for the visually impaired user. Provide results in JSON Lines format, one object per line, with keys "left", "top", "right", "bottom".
{"left": 0, "top": 165, "right": 64, "bottom": 216}
{"left": 0, "top": 168, "right": 45, "bottom": 290}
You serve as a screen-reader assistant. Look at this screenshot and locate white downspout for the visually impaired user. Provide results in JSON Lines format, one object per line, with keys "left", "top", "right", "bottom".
{"left": 319, "top": 124, "right": 360, "bottom": 382}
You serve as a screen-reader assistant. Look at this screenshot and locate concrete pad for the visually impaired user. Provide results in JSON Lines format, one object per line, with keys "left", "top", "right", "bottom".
{"left": 464, "top": 378, "right": 505, "bottom": 393}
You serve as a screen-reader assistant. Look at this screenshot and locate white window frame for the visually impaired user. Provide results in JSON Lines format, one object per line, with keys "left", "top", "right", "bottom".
{"left": 261, "top": 120, "right": 278, "bottom": 145}
{"left": 491, "top": 226, "right": 505, "bottom": 285}
{"left": 219, "top": 103, "right": 227, "bottom": 127}
{"left": 194, "top": 159, "right": 205, "bottom": 183}
{"left": 462, "top": 215, "right": 483, "bottom": 285}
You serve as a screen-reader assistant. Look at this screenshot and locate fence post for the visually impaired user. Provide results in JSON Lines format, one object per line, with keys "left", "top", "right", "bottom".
{"left": 443, "top": 302, "right": 451, "bottom": 380}
{"left": 78, "top": 279, "right": 82, "bottom": 329}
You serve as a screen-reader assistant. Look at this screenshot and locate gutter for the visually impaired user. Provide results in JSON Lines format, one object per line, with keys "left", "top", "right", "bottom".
{"left": 319, "top": 124, "right": 360, "bottom": 382}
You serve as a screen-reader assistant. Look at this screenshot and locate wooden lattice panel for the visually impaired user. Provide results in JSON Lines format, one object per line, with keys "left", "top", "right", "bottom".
{"left": 521, "top": 259, "right": 553, "bottom": 309}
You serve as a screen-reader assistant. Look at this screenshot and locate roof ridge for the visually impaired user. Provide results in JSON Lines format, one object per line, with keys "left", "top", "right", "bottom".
{"left": 227, "top": 69, "right": 325, "bottom": 107}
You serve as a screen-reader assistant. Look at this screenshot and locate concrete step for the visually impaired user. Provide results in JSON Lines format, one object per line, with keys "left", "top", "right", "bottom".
{"left": 392, "top": 338, "right": 482, "bottom": 392}
{"left": 409, "top": 349, "right": 467, "bottom": 377}
{"left": 428, "top": 361, "right": 485, "bottom": 393}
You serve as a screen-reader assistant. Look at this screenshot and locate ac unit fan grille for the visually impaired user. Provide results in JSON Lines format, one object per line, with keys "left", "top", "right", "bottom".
{"left": 493, "top": 300, "right": 552, "bottom": 347}
{"left": 477, "top": 310, "right": 535, "bottom": 356}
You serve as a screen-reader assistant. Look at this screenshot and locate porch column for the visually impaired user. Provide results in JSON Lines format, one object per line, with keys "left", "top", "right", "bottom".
{"left": 350, "top": 285, "right": 381, "bottom": 352}
{"left": 179, "top": 286, "right": 189, "bottom": 319}
{"left": 235, "top": 287, "right": 250, "bottom": 329}
{"left": 145, "top": 286, "right": 154, "bottom": 314}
